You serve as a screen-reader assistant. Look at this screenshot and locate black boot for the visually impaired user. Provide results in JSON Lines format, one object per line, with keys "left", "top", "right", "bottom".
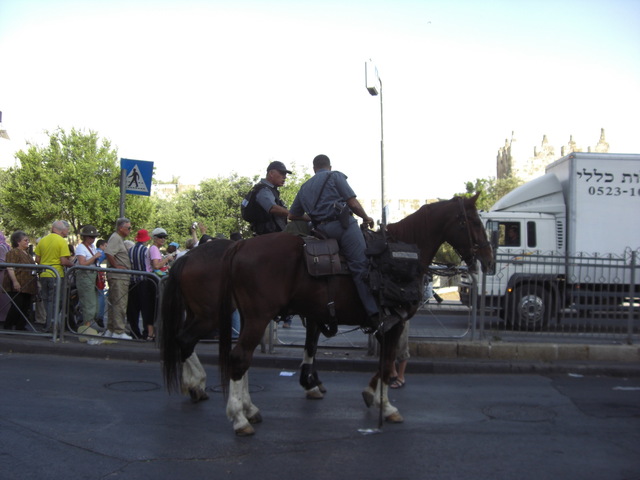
{"left": 365, "top": 310, "right": 401, "bottom": 334}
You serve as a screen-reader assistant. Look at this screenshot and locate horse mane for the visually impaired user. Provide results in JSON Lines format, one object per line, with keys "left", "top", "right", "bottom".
{"left": 386, "top": 196, "right": 463, "bottom": 267}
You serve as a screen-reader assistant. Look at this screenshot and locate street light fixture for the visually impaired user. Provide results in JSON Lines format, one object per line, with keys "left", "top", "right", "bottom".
{"left": 0, "top": 111, "right": 10, "bottom": 140}
{"left": 365, "top": 59, "right": 386, "bottom": 227}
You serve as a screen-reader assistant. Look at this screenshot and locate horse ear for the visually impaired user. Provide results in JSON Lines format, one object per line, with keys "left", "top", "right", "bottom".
{"left": 470, "top": 191, "right": 481, "bottom": 203}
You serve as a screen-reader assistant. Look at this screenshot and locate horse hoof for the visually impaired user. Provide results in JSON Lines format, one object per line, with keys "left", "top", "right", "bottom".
{"left": 235, "top": 424, "right": 256, "bottom": 436}
{"left": 189, "top": 389, "right": 209, "bottom": 403}
{"left": 385, "top": 412, "right": 404, "bottom": 423}
{"left": 247, "top": 412, "right": 263, "bottom": 424}
{"left": 362, "top": 390, "right": 374, "bottom": 408}
{"left": 306, "top": 388, "right": 324, "bottom": 400}
{"left": 318, "top": 383, "right": 327, "bottom": 394}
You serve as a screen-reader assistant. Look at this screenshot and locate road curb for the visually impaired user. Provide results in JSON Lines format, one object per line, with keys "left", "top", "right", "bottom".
{"left": 411, "top": 340, "right": 640, "bottom": 363}
{"left": 1, "top": 335, "right": 639, "bottom": 377}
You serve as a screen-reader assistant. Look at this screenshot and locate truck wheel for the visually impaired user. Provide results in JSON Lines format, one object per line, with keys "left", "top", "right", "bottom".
{"left": 508, "top": 285, "right": 551, "bottom": 330}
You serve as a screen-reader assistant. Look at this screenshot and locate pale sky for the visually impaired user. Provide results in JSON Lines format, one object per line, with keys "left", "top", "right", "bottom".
{"left": 1, "top": 0, "right": 639, "bottom": 203}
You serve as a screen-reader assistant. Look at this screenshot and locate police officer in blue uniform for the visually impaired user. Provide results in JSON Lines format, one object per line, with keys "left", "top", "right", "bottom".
{"left": 289, "top": 154, "right": 396, "bottom": 332}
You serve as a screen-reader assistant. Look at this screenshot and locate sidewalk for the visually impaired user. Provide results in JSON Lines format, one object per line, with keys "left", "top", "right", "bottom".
{"left": 1, "top": 322, "right": 638, "bottom": 377}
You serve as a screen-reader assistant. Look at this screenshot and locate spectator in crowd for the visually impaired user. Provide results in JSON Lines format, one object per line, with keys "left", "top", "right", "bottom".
{"left": 94, "top": 239, "right": 107, "bottom": 327}
{"left": 34, "top": 220, "right": 74, "bottom": 332}
{"left": 166, "top": 241, "right": 181, "bottom": 265}
{"left": 0, "top": 230, "right": 11, "bottom": 325}
{"left": 148, "top": 228, "right": 175, "bottom": 277}
{"left": 74, "top": 225, "right": 102, "bottom": 329}
{"left": 185, "top": 238, "right": 197, "bottom": 250}
{"left": 104, "top": 218, "right": 133, "bottom": 339}
{"left": 389, "top": 320, "right": 410, "bottom": 389}
{"left": 144, "top": 228, "right": 176, "bottom": 341}
{"left": 2, "top": 231, "right": 37, "bottom": 330}
{"left": 33, "top": 237, "right": 46, "bottom": 326}
{"left": 126, "top": 229, "right": 153, "bottom": 339}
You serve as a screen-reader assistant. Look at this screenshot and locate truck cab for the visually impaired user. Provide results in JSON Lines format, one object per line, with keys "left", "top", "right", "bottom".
{"left": 459, "top": 173, "right": 566, "bottom": 328}
{"left": 459, "top": 152, "right": 640, "bottom": 330}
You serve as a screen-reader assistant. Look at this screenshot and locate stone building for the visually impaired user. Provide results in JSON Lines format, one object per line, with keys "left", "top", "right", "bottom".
{"left": 497, "top": 128, "right": 610, "bottom": 181}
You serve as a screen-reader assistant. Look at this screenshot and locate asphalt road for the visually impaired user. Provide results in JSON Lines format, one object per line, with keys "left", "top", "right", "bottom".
{"left": 1, "top": 352, "right": 639, "bottom": 480}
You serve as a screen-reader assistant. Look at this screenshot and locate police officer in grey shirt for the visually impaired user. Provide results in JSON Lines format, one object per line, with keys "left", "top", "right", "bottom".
{"left": 289, "top": 154, "right": 396, "bottom": 331}
{"left": 254, "top": 161, "right": 292, "bottom": 234}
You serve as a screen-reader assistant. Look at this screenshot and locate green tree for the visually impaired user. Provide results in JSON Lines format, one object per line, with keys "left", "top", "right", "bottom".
{"left": 0, "top": 128, "right": 153, "bottom": 239}
{"left": 185, "top": 174, "right": 254, "bottom": 239}
{"left": 430, "top": 175, "right": 523, "bottom": 267}
{"left": 461, "top": 175, "right": 523, "bottom": 211}
{"left": 149, "top": 163, "right": 312, "bottom": 242}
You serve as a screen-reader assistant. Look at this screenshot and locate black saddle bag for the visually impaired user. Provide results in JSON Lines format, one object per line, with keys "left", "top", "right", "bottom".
{"left": 367, "top": 239, "right": 423, "bottom": 307}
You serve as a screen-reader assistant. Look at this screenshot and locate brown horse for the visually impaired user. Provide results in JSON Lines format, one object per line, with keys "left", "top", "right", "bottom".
{"left": 160, "top": 238, "right": 235, "bottom": 402}
{"left": 216, "top": 193, "right": 493, "bottom": 435}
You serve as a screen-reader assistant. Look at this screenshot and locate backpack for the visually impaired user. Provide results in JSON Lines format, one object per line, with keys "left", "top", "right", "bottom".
{"left": 241, "top": 183, "right": 272, "bottom": 224}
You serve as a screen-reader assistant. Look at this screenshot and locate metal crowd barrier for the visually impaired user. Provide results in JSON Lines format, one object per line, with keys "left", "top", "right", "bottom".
{"left": 64, "top": 265, "right": 161, "bottom": 342}
{"left": 473, "top": 250, "right": 639, "bottom": 344}
{"left": 0, "top": 263, "right": 62, "bottom": 340}
{"left": 3, "top": 255, "right": 638, "bottom": 348}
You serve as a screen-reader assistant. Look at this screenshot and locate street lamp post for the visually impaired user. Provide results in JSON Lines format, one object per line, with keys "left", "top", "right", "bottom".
{"left": 365, "top": 60, "right": 386, "bottom": 227}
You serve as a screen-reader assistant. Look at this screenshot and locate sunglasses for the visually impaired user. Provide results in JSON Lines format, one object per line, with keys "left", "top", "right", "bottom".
{"left": 156, "top": 235, "right": 168, "bottom": 239}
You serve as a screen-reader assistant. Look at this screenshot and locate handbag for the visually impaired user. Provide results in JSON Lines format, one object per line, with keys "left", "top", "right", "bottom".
{"left": 96, "top": 271, "right": 106, "bottom": 290}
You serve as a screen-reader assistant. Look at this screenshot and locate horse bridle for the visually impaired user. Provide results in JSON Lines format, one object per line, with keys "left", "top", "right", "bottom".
{"left": 454, "top": 197, "right": 490, "bottom": 266}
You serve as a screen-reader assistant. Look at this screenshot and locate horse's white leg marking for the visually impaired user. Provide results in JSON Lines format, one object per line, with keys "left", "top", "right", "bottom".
{"left": 241, "top": 372, "right": 261, "bottom": 421}
{"left": 181, "top": 353, "right": 208, "bottom": 400}
{"left": 362, "top": 378, "right": 376, "bottom": 408}
{"left": 226, "top": 375, "right": 252, "bottom": 434}
{"left": 378, "top": 380, "right": 403, "bottom": 423}
{"left": 302, "top": 351, "right": 324, "bottom": 399}
{"left": 362, "top": 378, "right": 402, "bottom": 421}
{"left": 302, "top": 350, "right": 313, "bottom": 365}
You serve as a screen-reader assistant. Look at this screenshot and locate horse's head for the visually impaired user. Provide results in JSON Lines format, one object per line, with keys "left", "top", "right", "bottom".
{"left": 446, "top": 193, "right": 494, "bottom": 273}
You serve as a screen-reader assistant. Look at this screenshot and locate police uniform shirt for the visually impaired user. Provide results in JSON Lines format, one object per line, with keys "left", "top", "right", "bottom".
{"left": 255, "top": 178, "right": 287, "bottom": 231}
{"left": 290, "top": 168, "right": 356, "bottom": 222}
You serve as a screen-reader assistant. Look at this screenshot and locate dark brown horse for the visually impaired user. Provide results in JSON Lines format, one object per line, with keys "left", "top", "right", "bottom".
{"left": 160, "top": 238, "right": 234, "bottom": 402}
{"left": 215, "top": 194, "right": 493, "bottom": 435}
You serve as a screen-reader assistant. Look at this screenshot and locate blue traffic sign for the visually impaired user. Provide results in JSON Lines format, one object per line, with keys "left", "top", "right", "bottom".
{"left": 121, "top": 158, "right": 154, "bottom": 196}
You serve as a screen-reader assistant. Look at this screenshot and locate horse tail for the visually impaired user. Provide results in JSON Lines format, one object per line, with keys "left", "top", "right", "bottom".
{"left": 217, "top": 244, "right": 237, "bottom": 396}
{"left": 159, "top": 255, "right": 186, "bottom": 393}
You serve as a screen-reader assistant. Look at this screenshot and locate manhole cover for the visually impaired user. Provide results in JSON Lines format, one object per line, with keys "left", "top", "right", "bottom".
{"left": 207, "top": 384, "right": 265, "bottom": 393}
{"left": 483, "top": 404, "right": 556, "bottom": 422}
{"left": 104, "top": 381, "right": 161, "bottom": 392}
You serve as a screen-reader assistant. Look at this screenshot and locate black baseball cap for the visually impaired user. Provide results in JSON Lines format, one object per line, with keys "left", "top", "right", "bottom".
{"left": 267, "top": 161, "right": 292, "bottom": 174}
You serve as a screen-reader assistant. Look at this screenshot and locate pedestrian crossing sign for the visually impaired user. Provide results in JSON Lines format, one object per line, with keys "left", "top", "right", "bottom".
{"left": 121, "top": 158, "right": 154, "bottom": 196}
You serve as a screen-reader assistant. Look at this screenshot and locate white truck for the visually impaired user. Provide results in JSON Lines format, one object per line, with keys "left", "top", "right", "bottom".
{"left": 460, "top": 152, "right": 640, "bottom": 328}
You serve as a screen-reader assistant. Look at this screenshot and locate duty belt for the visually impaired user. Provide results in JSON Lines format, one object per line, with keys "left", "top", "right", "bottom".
{"left": 314, "top": 215, "right": 339, "bottom": 226}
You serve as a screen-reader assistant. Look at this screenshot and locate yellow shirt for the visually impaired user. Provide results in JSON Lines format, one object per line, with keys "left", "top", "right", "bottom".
{"left": 35, "top": 233, "right": 71, "bottom": 278}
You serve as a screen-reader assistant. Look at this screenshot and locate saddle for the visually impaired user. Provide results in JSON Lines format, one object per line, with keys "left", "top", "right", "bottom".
{"left": 302, "top": 230, "right": 424, "bottom": 309}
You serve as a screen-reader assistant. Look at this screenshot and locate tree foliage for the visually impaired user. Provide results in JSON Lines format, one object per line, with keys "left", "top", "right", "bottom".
{"left": 461, "top": 176, "right": 523, "bottom": 211}
{"left": 432, "top": 175, "right": 523, "bottom": 267}
{"left": 0, "top": 128, "right": 152, "bottom": 239}
{"left": 149, "top": 163, "right": 312, "bottom": 242}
